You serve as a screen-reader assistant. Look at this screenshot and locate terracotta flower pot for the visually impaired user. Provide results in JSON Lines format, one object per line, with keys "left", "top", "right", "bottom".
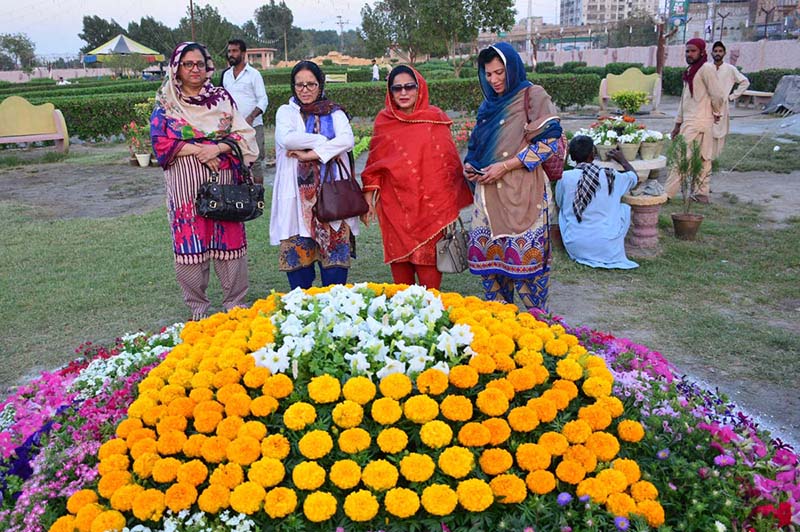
{"left": 671, "top": 212, "right": 704, "bottom": 240}
{"left": 620, "top": 142, "right": 640, "bottom": 161}
{"left": 595, "top": 144, "right": 614, "bottom": 161}
{"left": 639, "top": 142, "right": 659, "bottom": 160}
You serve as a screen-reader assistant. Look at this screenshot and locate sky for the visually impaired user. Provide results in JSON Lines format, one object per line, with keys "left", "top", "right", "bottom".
{"left": 0, "top": 0, "right": 559, "bottom": 57}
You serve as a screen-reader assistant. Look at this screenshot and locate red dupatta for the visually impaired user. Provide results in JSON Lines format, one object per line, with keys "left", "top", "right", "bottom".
{"left": 361, "top": 68, "right": 472, "bottom": 263}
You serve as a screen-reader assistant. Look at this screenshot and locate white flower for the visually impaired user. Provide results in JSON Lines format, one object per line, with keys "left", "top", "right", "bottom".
{"left": 714, "top": 521, "right": 727, "bottom": 532}
{"left": 403, "top": 317, "right": 428, "bottom": 339}
{"left": 398, "top": 343, "right": 428, "bottom": 362}
{"left": 376, "top": 357, "right": 406, "bottom": 380}
{"left": 406, "top": 350, "right": 434, "bottom": 374}
{"left": 280, "top": 314, "right": 304, "bottom": 336}
{"left": 449, "top": 324, "right": 474, "bottom": 345}
{"left": 431, "top": 360, "right": 451, "bottom": 375}
{"left": 436, "top": 332, "right": 459, "bottom": 357}
{"left": 332, "top": 320, "right": 357, "bottom": 339}
{"left": 255, "top": 345, "right": 291, "bottom": 374}
{"left": 345, "top": 351, "right": 371, "bottom": 373}
{"left": 368, "top": 294, "right": 388, "bottom": 316}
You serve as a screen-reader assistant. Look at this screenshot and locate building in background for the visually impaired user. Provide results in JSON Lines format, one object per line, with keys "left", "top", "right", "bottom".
{"left": 561, "top": 0, "right": 660, "bottom": 26}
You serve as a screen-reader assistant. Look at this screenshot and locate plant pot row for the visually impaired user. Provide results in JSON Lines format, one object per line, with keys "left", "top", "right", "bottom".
{"left": 596, "top": 141, "right": 664, "bottom": 161}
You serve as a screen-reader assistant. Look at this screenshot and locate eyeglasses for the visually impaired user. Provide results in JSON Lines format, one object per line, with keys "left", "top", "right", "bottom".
{"left": 180, "top": 61, "right": 207, "bottom": 71}
{"left": 390, "top": 82, "right": 418, "bottom": 94}
{"left": 294, "top": 82, "right": 319, "bottom": 91}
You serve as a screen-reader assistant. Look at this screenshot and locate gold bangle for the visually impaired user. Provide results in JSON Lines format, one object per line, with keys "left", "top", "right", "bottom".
{"left": 502, "top": 161, "right": 510, "bottom": 171}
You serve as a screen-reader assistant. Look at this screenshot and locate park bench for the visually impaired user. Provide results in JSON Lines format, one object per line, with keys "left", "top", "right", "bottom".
{"left": 735, "top": 89, "right": 774, "bottom": 109}
{"left": 0, "top": 95, "right": 70, "bottom": 153}
{"left": 325, "top": 73, "right": 348, "bottom": 83}
{"left": 599, "top": 67, "right": 662, "bottom": 113}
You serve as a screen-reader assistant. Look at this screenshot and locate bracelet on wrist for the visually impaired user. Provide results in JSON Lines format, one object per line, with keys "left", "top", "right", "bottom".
{"left": 502, "top": 161, "right": 510, "bottom": 171}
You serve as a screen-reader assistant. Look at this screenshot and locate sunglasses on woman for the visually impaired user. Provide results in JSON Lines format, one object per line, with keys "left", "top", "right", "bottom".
{"left": 390, "top": 82, "right": 418, "bottom": 94}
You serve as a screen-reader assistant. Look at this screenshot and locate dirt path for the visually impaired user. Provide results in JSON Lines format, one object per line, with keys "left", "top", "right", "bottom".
{"left": 1, "top": 144, "right": 798, "bottom": 448}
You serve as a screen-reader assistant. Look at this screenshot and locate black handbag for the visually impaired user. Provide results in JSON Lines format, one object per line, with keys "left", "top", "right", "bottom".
{"left": 195, "top": 139, "right": 265, "bottom": 222}
{"left": 314, "top": 151, "right": 369, "bottom": 223}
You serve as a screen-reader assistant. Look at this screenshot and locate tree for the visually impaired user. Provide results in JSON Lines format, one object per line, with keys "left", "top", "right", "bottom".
{"left": 0, "top": 33, "right": 36, "bottom": 70}
{"left": 79, "top": 15, "right": 125, "bottom": 53}
{"left": 360, "top": 0, "right": 430, "bottom": 64}
{"left": 175, "top": 4, "right": 242, "bottom": 61}
{"left": 126, "top": 16, "right": 176, "bottom": 57}
{"left": 609, "top": 11, "right": 659, "bottom": 48}
{"left": 254, "top": 0, "right": 301, "bottom": 61}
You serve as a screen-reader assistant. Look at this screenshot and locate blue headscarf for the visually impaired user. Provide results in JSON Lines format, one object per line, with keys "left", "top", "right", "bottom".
{"left": 465, "top": 43, "right": 533, "bottom": 171}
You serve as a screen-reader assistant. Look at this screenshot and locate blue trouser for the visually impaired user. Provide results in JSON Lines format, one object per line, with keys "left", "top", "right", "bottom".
{"left": 286, "top": 265, "right": 348, "bottom": 290}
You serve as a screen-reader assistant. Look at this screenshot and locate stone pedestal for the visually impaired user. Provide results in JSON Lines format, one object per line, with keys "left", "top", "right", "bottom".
{"left": 596, "top": 155, "right": 667, "bottom": 183}
{"left": 622, "top": 193, "right": 669, "bottom": 257}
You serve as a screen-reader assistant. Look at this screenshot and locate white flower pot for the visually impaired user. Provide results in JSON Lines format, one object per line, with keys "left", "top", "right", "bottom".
{"left": 135, "top": 153, "right": 151, "bottom": 167}
{"left": 639, "top": 143, "right": 659, "bottom": 160}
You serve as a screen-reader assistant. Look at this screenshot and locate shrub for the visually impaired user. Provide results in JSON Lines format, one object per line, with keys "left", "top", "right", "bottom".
{"left": 537, "top": 61, "right": 555, "bottom": 69}
{"left": 604, "top": 62, "right": 645, "bottom": 75}
{"left": 611, "top": 90, "right": 649, "bottom": 115}
{"left": 537, "top": 66, "right": 562, "bottom": 74}
{"left": 573, "top": 66, "right": 606, "bottom": 77}
{"left": 562, "top": 61, "right": 587, "bottom": 72}
{"left": 662, "top": 66, "right": 685, "bottom": 96}
{"left": 458, "top": 67, "right": 478, "bottom": 79}
{"left": 746, "top": 68, "right": 800, "bottom": 92}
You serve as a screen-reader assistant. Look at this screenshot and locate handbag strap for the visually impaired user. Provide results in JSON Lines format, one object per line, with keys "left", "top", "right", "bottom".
{"left": 445, "top": 216, "right": 465, "bottom": 236}
{"left": 322, "top": 151, "right": 356, "bottom": 184}
{"left": 219, "top": 138, "right": 253, "bottom": 184}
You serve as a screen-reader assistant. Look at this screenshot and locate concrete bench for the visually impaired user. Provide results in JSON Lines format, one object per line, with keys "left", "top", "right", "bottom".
{"left": 0, "top": 95, "right": 69, "bottom": 153}
{"left": 325, "top": 73, "right": 347, "bottom": 83}
{"left": 735, "top": 89, "right": 774, "bottom": 109}
{"left": 599, "top": 67, "right": 662, "bottom": 113}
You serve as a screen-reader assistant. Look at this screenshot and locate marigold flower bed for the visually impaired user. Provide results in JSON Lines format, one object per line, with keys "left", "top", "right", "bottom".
{"left": 1, "top": 284, "right": 797, "bottom": 532}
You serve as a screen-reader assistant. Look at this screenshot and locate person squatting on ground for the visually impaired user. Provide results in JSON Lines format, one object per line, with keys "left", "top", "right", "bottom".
{"left": 270, "top": 61, "right": 359, "bottom": 290}
{"left": 667, "top": 38, "right": 725, "bottom": 205}
{"left": 710, "top": 41, "right": 750, "bottom": 160}
{"left": 360, "top": 65, "right": 472, "bottom": 290}
{"left": 556, "top": 136, "right": 639, "bottom": 270}
{"left": 464, "top": 43, "right": 566, "bottom": 311}
{"left": 150, "top": 42, "right": 258, "bottom": 321}
{"left": 222, "top": 39, "right": 268, "bottom": 183}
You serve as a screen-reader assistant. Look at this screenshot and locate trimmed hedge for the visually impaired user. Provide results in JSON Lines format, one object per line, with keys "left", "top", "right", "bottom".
{"left": 746, "top": 68, "right": 800, "bottom": 92}
{"left": 562, "top": 61, "right": 587, "bottom": 72}
{"left": 5, "top": 81, "right": 161, "bottom": 100}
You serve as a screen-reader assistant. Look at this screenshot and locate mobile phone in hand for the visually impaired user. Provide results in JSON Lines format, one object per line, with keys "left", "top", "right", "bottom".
{"left": 470, "top": 168, "right": 486, "bottom": 176}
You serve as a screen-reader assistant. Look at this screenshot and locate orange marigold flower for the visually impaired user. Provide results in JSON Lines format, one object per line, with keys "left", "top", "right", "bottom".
{"left": 490, "top": 474, "right": 527, "bottom": 504}
{"left": 585, "top": 431, "right": 621, "bottom": 462}
{"left": 486, "top": 378, "right": 515, "bottom": 400}
{"left": 635, "top": 500, "right": 665, "bottom": 527}
{"left": 606, "top": 492, "right": 637, "bottom": 517}
{"left": 492, "top": 353, "right": 517, "bottom": 372}
{"left": 132, "top": 452, "right": 159, "bottom": 479}
{"left": 479, "top": 448, "right": 514, "bottom": 475}
{"left": 215, "top": 415, "right": 244, "bottom": 440}
{"left": 421, "top": 484, "right": 458, "bottom": 516}
{"left": 303, "top": 491, "right": 338, "bottom": 522}
{"left": 541, "top": 388, "right": 570, "bottom": 410}
{"left": 597, "top": 468, "right": 629, "bottom": 493}
{"left": 578, "top": 403, "right": 613, "bottom": 431}
{"left": 555, "top": 459, "right": 587, "bottom": 484}
{"left": 332, "top": 400, "right": 364, "bottom": 429}
{"left": 475, "top": 387, "right": 509, "bottom": 417}
{"left": 538, "top": 431, "right": 569, "bottom": 456}
{"left": 49, "top": 515, "right": 76, "bottom": 532}
{"left": 526, "top": 469, "right": 556, "bottom": 495}
{"left": 250, "top": 395, "right": 279, "bottom": 417}
{"left": 114, "top": 418, "right": 143, "bottom": 440}
{"left": 576, "top": 477, "right": 609, "bottom": 504}
{"left": 227, "top": 435, "right": 261, "bottom": 465}
{"left": 582, "top": 376, "right": 613, "bottom": 398}
{"left": 556, "top": 358, "right": 584, "bottom": 381}
{"left": 342, "top": 376, "right": 377, "bottom": 404}
{"left": 338, "top": 428, "right": 372, "bottom": 454}
{"left": 223, "top": 394, "right": 252, "bottom": 417}
{"left": 261, "top": 433, "right": 291, "bottom": 460}
{"left": 131, "top": 489, "right": 166, "bottom": 522}
{"left": 109, "top": 484, "right": 144, "bottom": 513}
{"left": 209, "top": 462, "right": 244, "bottom": 489}
{"left": 298, "top": 430, "right": 334, "bottom": 460}
{"left": 527, "top": 397, "right": 558, "bottom": 423}
{"left": 400, "top": 452, "right": 436, "bottom": 483}
{"left": 292, "top": 461, "right": 327, "bottom": 491}
{"left": 544, "top": 338, "right": 569, "bottom": 357}
{"left": 177, "top": 459, "right": 208, "bottom": 487}
{"left": 262, "top": 373, "right": 293, "bottom": 399}
{"left": 457, "top": 422, "right": 491, "bottom": 447}
{"left": 264, "top": 487, "right": 297, "bottom": 519}
{"left": 564, "top": 444, "right": 598, "bottom": 473}
{"left": 98, "top": 454, "right": 130, "bottom": 476}
{"left": 403, "top": 394, "right": 439, "bottom": 423}
{"left": 384, "top": 487, "right": 420, "bottom": 518}
{"left": 449, "top": 365, "right": 479, "bottom": 389}
{"left": 379, "top": 372, "right": 412, "bottom": 400}
{"left": 438, "top": 446, "right": 474, "bottom": 478}
{"left": 630, "top": 480, "right": 659, "bottom": 501}
{"left": 617, "top": 419, "right": 645, "bottom": 442}
{"left": 612, "top": 458, "right": 641, "bottom": 484}
{"left": 596, "top": 395, "right": 624, "bottom": 418}
{"left": 307, "top": 374, "right": 341, "bottom": 404}
{"left": 456, "top": 478, "right": 493, "bottom": 512}
{"left": 440, "top": 394, "right": 473, "bottom": 422}
{"left": 193, "top": 410, "right": 223, "bottom": 434}
{"left": 377, "top": 427, "right": 408, "bottom": 454}
{"left": 507, "top": 406, "right": 539, "bottom": 433}
{"left": 237, "top": 420, "right": 267, "bottom": 441}
{"left": 151, "top": 458, "right": 181, "bottom": 484}
{"left": 216, "top": 383, "right": 247, "bottom": 405}
{"left": 469, "top": 353, "right": 497, "bottom": 374}
{"left": 415, "top": 368, "right": 449, "bottom": 395}
{"left": 562, "top": 419, "right": 593, "bottom": 443}
{"left": 482, "top": 417, "right": 511, "bottom": 446}
{"left": 419, "top": 420, "right": 453, "bottom": 449}
{"left": 67, "top": 489, "right": 98, "bottom": 514}
{"left": 230, "top": 481, "right": 265, "bottom": 514}
{"left": 362, "top": 459, "right": 399, "bottom": 491}
{"left": 507, "top": 367, "right": 537, "bottom": 392}
{"left": 515, "top": 443, "right": 551, "bottom": 471}
{"left": 201, "top": 435, "right": 231, "bottom": 464}
{"left": 156, "top": 430, "right": 187, "bottom": 456}
{"left": 164, "top": 483, "right": 197, "bottom": 513}
{"left": 247, "top": 457, "right": 285, "bottom": 487}
{"left": 516, "top": 333, "right": 544, "bottom": 351}
{"left": 74, "top": 503, "right": 103, "bottom": 532}
{"left": 343, "top": 490, "right": 379, "bottom": 522}
{"left": 242, "top": 366, "right": 270, "bottom": 388}
{"left": 91, "top": 509, "right": 127, "bottom": 532}
{"left": 370, "top": 397, "right": 403, "bottom": 425}
{"left": 329, "top": 459, "right": 361, "bottom": 489}
{"left": 197, "top": 484, "right": 230, "bottom": 514}
{"left": 551, "top": 379, "right": 579, "bottom": 400}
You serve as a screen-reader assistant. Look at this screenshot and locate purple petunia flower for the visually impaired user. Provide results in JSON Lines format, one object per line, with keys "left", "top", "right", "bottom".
{"left": 714, "top": 454, "right": 736, "bottom": 467}
{"left": 657, "top": 448, "right": 671, "bottom": 460}
{"left": 557, "top": 492, "right": 573, "bottom": 506}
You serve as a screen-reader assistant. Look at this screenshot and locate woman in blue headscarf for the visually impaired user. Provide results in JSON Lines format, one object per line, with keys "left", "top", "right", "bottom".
{"left": 464, "top": 43, "right": 566, "bottom": 311}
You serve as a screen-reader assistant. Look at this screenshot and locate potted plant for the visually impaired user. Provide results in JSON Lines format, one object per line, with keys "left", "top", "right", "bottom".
{"left": 611, "top": 90, "right": 649, "bottom": 116}
{"left": 123, "top": 121, "right": 152, "bottom": 167}
{"left": 617, "top": 131, "right": 641, "bottom": 160}
{"left": 639, "top": 130, "right": 663, "bottom": 160}
{"left": 666, "top": 134, "right": 705, "bottom": 240}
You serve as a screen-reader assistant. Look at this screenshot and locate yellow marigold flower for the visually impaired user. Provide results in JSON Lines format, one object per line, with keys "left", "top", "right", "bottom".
{"left": 538, "top": 431, "right": 569, "bottom": 456}
{"left": 292, "top": 461, "right": 326, "bottom": 491}
{"left": 329, "top": 459, "right": 361, "bottom": 489}
{"left": 606, "top": 492, "right": 637, "bottom": 517}
{"left": 176, "top": 459, "right": 208, "bottom": 487}
{"left": 298, "top": 430, "right": 334, "bottom": 460}
{"left": 525, "top": 397, "right": 557, "bottom": 424}
{"left": 469, "top": 353, "right": 497, "bottom": 374}
{"left": 109, "top": 484, "right": 144, "bottom": 512}
{"left": 577, "top": 477, "right": 609, "bottom": 504}
{"left": 243, "top": 366, "right": 270, "bottom": 388}
{"left": 141, "top": 405, "right": 166, "bottom": 428}
{"left": 283, "top": 402, "right": 317, "bottom": 431}
{"left": 516, "top": 443, "right": 551, "bottom": 471}
{"left": 303, "top": 491, "right": 337, "bottom": 523}
{"left": 582, "top": 376, "right": 613, "bottom": 398}
{"left": 470, "top": 337, "right": 494, "bottom": 357}
{"left": 193, "top": 410, "right": 223, "bottom": 434}
{"left": 530, "top": 363, "right": 551, "bottom": 386}
{"left": 486, "top": 378, "right": 515, "bottom": 401}
{"left": 331, "top": 400, "right": 364, "bottom": 429}
{"left": 506, "top": 367, "right": 537, "bottom": 392}
{"left": 74, "top": 503, "right": 103, "bottom": 532}
{"left": 482, "top": 417, "right": 511, "bottom": 446}
{"left": 151, "top": 457, "right": 181, "bottom": 484}
{"left": 49, "top": 515, "right": 76, "bottom": 532}
{"left": 67, "top": 489, "right": 98, "bottom": 514}
{"left": 379, "top": 373, "right": 412, "bottom": 400}
{"left": 114, "top": 418, "right": 143, "bottom": 440}
{"left": 210, "top": 368, "right": 240, "bottom": 390}
{"left": 551, "top": 379, "right": 579, "bottom": 400}
{"left": 89, "top": 509, "right": 126, "bottom": 532}
{"left": 597, "top": 468, "right": 629, "bottom": 493}
{"left": 307, "top": 374, "right": 341, "bottom": 404}
{"left": 158, "top": 383, "right": 187, "bottom": 404}
{"left": 385, "top": 487, "right": 420, "bottom": 518}
{"left": 99, "top": 438, "right": 128, "bottom": 460}
{"left": 264, "top": 487, "right": 297, "bottom": 519}
{"left": 250, "top": 395, "right": 279, "bottom": 417}
{"left": 370, "top": 397, "right": 402, "bottom": 425}
{"left": 164, "top": 483, "right": 197, "bottom": 513}
{"left": 635, "top": 500, "right": 665, "bottom": 527}
{"left": 344, "top": 490, "right": 379, "bottom": 522}
{"left": 97, "top": 469, "right": 131, "bottom": 500}
{"left": 490, "top": 474, "right": 527, "bottom": 504}
{"left": 578, "top": 403, "right": 613, "bottom": 431}
{"left": 237, "top": 420, "right": 267, "bottom": 441}
{"left": 439, "top": 395, "right": 473, "bottom": 422}
{"left": 263, "top": 373, "right": 293, "bottom": 399}
{"left": 181, "top": 434, "right": 207, "bottom": 459}
{"left": 400, "top": 453, "right": 436, "bottom": 483}
{"left": 248, "top": 457, "right": 285, "bottom": 487}
{"left": 556, "top": 359, "right": 584, "bottom": 381}
{"left": 362, "top": 459, "right": 399, "bottom": 491}
{"left": 564, "top": 444, "right": 598, "bottom": 473}
{"left": 209, "top": 462, "right": 244, "bottom": 489}
{"left": 617, "top": 419, "right": 645, "bottom": 443}
{"left": 166, "top": 397, "right": 195, "bottom": 420}
{"left": 569, "top": 344, "right": 588, "bottom": 356}
{"left": 493, "top": 354, "right": 517, "bottom": 373}
{"left": 526, "top": 469, "right": 556, "bottom": 495}
{"left": 475, "top": 388, "right": 509, "bottom": 417}
{"left": 457, "top": 422, "right": 491, "bottom": 447}
{"left": 507, "top": 406, "right": 539, "bottom": 433}
{"left": 438, "top": 446, "right": 474, "bottom": 478}
{"left": 585, "top": 431, "right": 620, "bottom": 462}
{"left": 190, "top": 371, "right": 214, "bottom": 390}
{"left": 338, "top": 428, "right": 372, "bottom": 454}
{"left": 261, "top": 433, "right": 291, "bottom": 460}
{"left": 457, "top": 478, "right": 493, "bottom": 512}
{"left": 550, "top": 324, "right": 566, "bottom": 335}
{"left": 544, "top": 338, "right": 569, "bottom": 357}
{"left": 197, "top": 484, "right": 230, "bottom": 514}
{"left": 562, "top": 419, "right": 593, "bottom": 444}
{"left": 215, "top": 415, "right": 244, "bottom": 440}
{"left": 587, "top": 365, "right": 615, "bottom": 383}
{"left": 416, "top": 368, "right": 449, "bottom": 395}
{"left": 229, "top": 481, "right": 265, "bottom": 514}
{"left": 403, "top": 394, "right": 439, "bottom": 423}
{"left": 541, "top": 388, "right": 570, "bottom": 410}
{"left": 555, "top": 459, "right": 587, "bottom": 484}
{"left": 449, "top": 365, "right": 479, "bottom": 389}
{"left": 98, "top": 454, "right": 129, "bottom": 476}
{"left": 217, "top": 383, "right": 247, "bottom": 405}
{"left": 516, "top": 332, "right": 544, "bottom": 351}
{"left": 596, "top": 396, "right": 624, "bottom": 418}
{"left": 419, "top": 420, "right": 453, "bottom": 449}
{"left": 489, "top": 334, "right": 515, "bottom": 358}
{"left": 224, "top": 435, "right": 260, "bottom": 466}
{"left": 131, "top": 489, "right": 166, "bottom": 522}
{"left": 132, "top": 452, "right": 159, "bottom": 479}
{"left": 224, "top": 394, "right": 252, "bottom": 417}
{"left": 156, "top": 430, "right": 187, "bottom": 456}
{"left": 421, "top": 484, "right": 458, "bottom": 516}
{"left": 612, "top": 458, "right": 641, "bottom": 484}
{"left": 477, "top": 448, "right": 513, "bottom": 475}
{"left": 377, "top": 427, "right": 408, "bottom": 454}
{"left": 630, "top": 480, "right": 659, "bottom": 501}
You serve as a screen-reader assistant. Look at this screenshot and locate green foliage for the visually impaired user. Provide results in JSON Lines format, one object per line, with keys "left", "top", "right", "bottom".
{"left": 572, "top": 66, "right": 606, "bottom": 77}
{"left": 1, "top": 81, "right": 161, "bottom": 99}
{"left": 611, "top": 90, "right": 649, "bottom": 115}
{"left": 78, "top": 15, "right": 124, "bottom": 54}
{"left": 0, "top": 33, "right": 36, "bottom": 70}
{"left": 746, "top": 68, "right": 800, "bottom": 92}
{"left": 667, "top": 134, "right": 704, "bottom": 214}
{"left": 662, "top": 66, "right": 685, "bottom": 96}
{"left": 607, "top": 11, "right": 658, "bottom": 48}
{"left": 561, "top": 61, "right": 586, "bottom": 72}
{"left": 604, "top": 62, "right": 645, "bottom": 75}
{"left": 536, "top": 61, "right": 555, "bottom": 69}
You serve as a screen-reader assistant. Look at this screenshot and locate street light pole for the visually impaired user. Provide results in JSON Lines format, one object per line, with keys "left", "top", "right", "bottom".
{"left": 717, "top": 11, "right": 730, "bottom": 41}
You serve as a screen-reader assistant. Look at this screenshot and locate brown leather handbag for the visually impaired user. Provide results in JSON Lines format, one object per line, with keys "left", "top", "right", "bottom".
{"left": 314, "top": 151, "right": 369, "bottom": 223}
